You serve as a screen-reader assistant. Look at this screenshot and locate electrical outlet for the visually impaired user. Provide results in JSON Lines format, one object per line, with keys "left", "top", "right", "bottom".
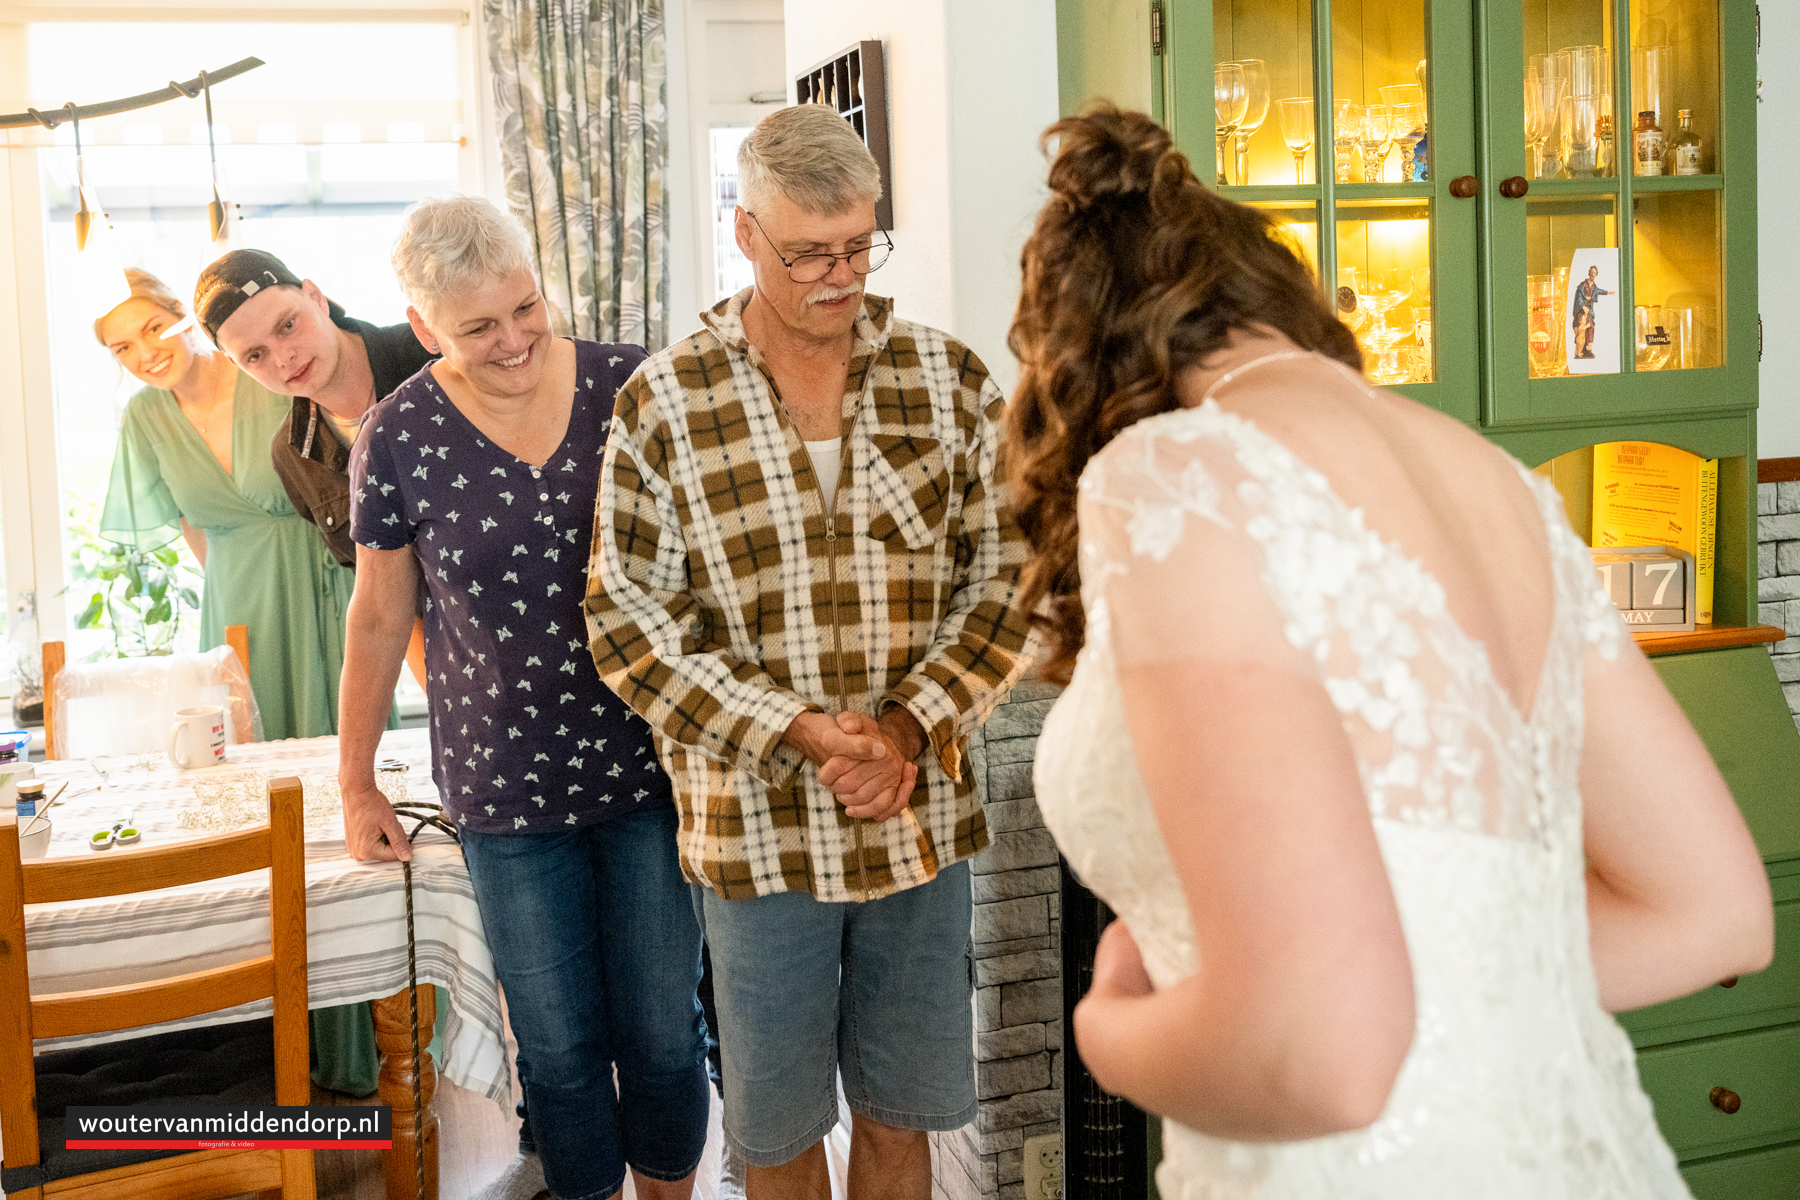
{"left": 1022, "top": 1133, "right": 1063, "bottom": 1200}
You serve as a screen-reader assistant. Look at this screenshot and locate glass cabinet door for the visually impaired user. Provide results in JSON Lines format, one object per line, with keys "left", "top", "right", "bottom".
{"left": 1485, "top": 0, "right": 1734, "bottom": 424}
{"left": 1211, "top": 0, "right": 1478, "bottom": 422}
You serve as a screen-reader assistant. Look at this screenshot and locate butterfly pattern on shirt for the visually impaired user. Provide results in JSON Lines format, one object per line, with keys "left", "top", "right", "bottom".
{"left": 349, "top": 339, "right": 671, "bottom": 835}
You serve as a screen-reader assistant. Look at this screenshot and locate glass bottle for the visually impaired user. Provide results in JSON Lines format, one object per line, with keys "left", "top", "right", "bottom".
{"left": 1669, "top": 109, "right": 1703, "bottom": 175}
{"left": 1633, "top": 110, "right": 1665, "bottom": 176}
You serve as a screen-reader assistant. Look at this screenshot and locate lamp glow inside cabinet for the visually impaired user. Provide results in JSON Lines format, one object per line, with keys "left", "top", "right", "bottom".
{"left": 1057, "top": 1, "right": 1798, "bottom": 1194}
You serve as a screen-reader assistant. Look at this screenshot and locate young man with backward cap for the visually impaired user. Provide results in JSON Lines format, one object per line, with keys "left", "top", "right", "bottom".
{"left": 196, "top": 249, "right": 432, "bottom": 686}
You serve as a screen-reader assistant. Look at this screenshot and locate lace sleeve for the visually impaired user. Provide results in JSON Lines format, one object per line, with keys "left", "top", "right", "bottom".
{"left": 1078, "top": 417, "right": 1318, "bottom": 682}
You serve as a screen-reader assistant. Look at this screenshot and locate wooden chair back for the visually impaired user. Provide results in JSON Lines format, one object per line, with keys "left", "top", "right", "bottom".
{"left": 0, "top": 776, "right": 314, "bottom": 1200}
{"left": 42, "top": 624, "right": 251, "bottom": 760}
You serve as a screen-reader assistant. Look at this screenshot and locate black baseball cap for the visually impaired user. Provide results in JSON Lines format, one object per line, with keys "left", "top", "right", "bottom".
{"left": 195, "top": 249, "right": 304, "bottom": 345}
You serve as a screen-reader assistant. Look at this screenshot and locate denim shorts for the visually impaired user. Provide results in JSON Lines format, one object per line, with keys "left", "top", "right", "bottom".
{"left": 693, "top": 861, "right": 975, "bottom": 1168}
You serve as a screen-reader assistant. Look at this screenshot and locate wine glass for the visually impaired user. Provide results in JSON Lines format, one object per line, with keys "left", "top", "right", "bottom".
{"left": 1379, "top": 84, "right": 1423, "bottom": 111}
{"left": 1356, "top": 267, "right": 1413, "bottom": 347}
{"left": 1215, "top": 63, "right": 1248, "bottom": 185}
{"left": 1353, "top": 104, "right": 1395, "bottom": 182}
{"left": 1526, "top": 60, "right": 1568, "bottom": 178}
{"left": 1229, "top": 60, "right": 1271, "bottom": 186}
{"left": 1332, "top": 99, "right": 1356, "bottom": 183}
{"left": 1278, "top": 97, "right": 1315, "bottom": 184}
{"left": 1389, "top": 103, "right": 1427, "bottom": 181}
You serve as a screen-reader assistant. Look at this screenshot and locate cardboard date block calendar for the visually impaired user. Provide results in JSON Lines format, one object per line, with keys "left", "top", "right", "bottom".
{"left": 1590, "top": 545, "right": 1697, "bottom": 632}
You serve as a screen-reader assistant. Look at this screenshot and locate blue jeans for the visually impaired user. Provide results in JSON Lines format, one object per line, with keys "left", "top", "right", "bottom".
{"left": 461, "top": 805, "right": 708, "bottom": 1200}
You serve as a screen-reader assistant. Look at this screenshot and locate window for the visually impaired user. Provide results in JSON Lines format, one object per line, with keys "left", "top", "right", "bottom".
{"left": 710, "top": 126, "right": 755, "bottom": 301}
{"left": 679, "top": 0, "right": 785, "bottom": 310}
{"left": 2, "top": 12, "right": 490, "bottom": 713}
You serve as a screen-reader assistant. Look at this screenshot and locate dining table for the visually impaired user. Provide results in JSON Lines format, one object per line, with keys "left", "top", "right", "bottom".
{"left": 21, "top": 726, "right": 504, "bottom": 1200}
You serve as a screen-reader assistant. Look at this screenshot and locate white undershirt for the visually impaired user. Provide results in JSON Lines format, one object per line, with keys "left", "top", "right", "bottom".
{"left": 327, "top": 409, "right": 362, "bottom": 447}
{"left": 804, "top": 437, "right": 843, "bottom": 511}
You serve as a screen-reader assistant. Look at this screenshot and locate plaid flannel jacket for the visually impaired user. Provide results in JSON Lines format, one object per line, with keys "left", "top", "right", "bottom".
{"left": 585, "top": 291, "right": 1037, "bottom": 902}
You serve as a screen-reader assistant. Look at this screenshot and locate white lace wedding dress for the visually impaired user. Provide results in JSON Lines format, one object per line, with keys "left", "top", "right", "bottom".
{"left": 1034, "top": 354, "right": 1694, "bottom": 1199}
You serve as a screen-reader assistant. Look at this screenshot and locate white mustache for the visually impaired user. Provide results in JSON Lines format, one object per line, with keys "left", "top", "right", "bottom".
{"left": 805, "top": 282, "right": 864, "bottom": 307}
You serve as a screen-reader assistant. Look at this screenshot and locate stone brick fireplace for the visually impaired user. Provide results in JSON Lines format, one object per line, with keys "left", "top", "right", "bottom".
{"left": 931, "top": 677, "right": 1063, "bottom": 1200}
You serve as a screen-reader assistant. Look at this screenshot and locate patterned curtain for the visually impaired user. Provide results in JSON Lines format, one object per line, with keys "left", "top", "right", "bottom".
{"left": 484, "top": 0, "right": 669, "bottom": 350}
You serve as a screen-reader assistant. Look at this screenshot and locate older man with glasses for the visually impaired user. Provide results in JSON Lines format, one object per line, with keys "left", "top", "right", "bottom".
{"left": 585, "top": 103, "right": 1036, "bottom": 1200}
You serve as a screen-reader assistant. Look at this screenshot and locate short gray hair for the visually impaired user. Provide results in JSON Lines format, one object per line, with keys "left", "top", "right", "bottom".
{"left": 391, "top": 195, "right": 536, "bottom": 322}
{"left": 739, "top": 104, "right": 883, "bottom": 216}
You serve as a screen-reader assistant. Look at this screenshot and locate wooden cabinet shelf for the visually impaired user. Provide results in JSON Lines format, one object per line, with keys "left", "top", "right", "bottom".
{"left": 1634, "top": 624, "right": 1786, "bottom": 656}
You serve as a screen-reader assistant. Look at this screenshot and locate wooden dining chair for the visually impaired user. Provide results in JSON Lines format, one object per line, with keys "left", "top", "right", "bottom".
{"left": 0, "top": 777, "right": 314, "bottom": 1200}
{"left": 41, "top": 624, "right": 251, "bottom": 760}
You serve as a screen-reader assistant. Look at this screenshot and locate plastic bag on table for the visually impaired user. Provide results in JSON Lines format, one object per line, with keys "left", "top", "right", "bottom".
{"left": 52, "top": 645, "right": 263, "bottom": 759}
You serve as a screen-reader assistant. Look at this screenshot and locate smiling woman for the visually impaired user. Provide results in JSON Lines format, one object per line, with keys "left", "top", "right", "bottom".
{"left": 332, "top": 194, "right": 710, "bottom": 1200}
{"left": 92, "top": 268, "right": 363, "bottom": 744}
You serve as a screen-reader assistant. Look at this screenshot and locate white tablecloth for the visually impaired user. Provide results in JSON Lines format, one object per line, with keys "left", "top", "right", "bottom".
{"left": 22, "top": 728, "right": 510, "bottom": 1108}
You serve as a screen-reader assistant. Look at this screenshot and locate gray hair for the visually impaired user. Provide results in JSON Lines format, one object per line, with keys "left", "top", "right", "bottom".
{"left": 390, "top": 195, "right": 536, "bottom": 323}
{"left": 738, "top": 104, "right": 883, "bottom": 216}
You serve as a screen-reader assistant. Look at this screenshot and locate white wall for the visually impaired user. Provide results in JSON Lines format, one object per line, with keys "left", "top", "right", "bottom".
{"left": 945, "top": 1, "right": 1060, "bottom": 395}
{"left": 782, "top": 0, "right": 1059, "bottom": 394}
{"left": 784, "top": 1, "right": 955, "bottom": 332}
{"left": 1758, "top": 4, "right": 1799, "bottom": 457}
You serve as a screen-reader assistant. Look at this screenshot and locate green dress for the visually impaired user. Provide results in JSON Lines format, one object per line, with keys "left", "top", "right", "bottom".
{"left": 99, "top": 369, "right": 381, "bottom": 1095}
{"left": 100, "top": 371, "right": 353, "bottom": 741}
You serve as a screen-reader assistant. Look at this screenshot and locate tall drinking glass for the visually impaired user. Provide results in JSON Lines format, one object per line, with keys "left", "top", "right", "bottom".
{"left": 1278, "top": 97, "right": 1315, "bottom": 184}
{"left": 1636, "top": 305, "right": 1674, "bottom": 370}
{"left": 1527, "top": 274, "right": 1561, "bottom": 377}
{"left": 1215, "top": 63, "right": 1248, "bottom": 185}
{"left": 1567, "top": 93, "right": 1600, "bottom": 177}
{"left": 1230, "top": 60, "right": 1271, "bottom": 186}
{"left": 1332, "top": 99, "right": 1356, "bottom": 183}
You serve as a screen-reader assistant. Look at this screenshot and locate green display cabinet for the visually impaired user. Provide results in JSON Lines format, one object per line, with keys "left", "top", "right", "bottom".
{"left": 1057, "top": 0, "right": 1800, "bottom": 1191}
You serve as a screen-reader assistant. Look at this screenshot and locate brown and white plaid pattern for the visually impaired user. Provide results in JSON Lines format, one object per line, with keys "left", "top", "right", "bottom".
{"left": 585, "top": 291, "right": 1037, "bottom": 901}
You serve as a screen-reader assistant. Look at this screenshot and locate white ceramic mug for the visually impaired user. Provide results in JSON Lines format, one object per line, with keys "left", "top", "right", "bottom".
{"left": 168, "top": 705, "right": 227, "bottom": 769}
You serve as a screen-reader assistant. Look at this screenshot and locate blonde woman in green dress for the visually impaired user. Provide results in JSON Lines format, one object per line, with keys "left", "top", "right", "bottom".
{"left": 94, "top": 267, "right": 385, "bottom": 1097}
{"left": 94, "top": 268, "right": 358, "bottom": 742}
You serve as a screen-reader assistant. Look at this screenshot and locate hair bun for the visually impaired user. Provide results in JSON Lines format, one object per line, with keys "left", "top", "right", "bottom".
{"left": 1043, "top": 105, "right": 1177, "bottom": 210}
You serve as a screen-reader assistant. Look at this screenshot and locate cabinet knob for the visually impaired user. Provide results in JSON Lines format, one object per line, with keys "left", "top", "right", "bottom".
{"left": 1498, "top": 176, "right": 1530, "bottom": 199}
{"left": 1449, "top": 175, "right": 1479, "bottom": 199}
{"left": 1709, "top": 1086, "right": 1742, "bottom": 1115}
{"left": 1718, "top": 976, "right": 1740, "bottom": 989}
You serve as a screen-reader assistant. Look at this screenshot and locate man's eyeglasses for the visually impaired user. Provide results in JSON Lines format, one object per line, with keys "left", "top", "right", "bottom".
{"left": 746, "top": 211, "right": 892, "bottom": 284}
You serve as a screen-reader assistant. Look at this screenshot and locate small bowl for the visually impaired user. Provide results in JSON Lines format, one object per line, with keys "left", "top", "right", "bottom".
{"left": 20, "top": 818, "right": 51, "bottom": 859}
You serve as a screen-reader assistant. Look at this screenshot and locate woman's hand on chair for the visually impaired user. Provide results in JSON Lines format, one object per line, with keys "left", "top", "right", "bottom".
{"left": 342, "top": 782, "right": 411, "bottom": 862}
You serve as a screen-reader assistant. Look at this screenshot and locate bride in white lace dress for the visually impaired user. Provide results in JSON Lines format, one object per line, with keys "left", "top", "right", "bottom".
{"left": 1008, "top": 107, "right": 1773, "bottom": 1199}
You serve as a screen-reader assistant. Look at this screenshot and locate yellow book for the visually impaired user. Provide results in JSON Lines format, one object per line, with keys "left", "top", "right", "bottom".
{"left": 1592, "top": 442, "right": 1717, "bottom": 623}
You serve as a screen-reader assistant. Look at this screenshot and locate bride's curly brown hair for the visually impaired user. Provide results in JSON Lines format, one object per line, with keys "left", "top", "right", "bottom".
{"left": 1006, "top": 105, "right": 1361, "bottom": 685}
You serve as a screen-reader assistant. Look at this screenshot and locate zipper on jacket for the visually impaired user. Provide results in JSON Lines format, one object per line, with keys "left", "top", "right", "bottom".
{"left": 825, "top": 511, "right": 871, "bottom": 901}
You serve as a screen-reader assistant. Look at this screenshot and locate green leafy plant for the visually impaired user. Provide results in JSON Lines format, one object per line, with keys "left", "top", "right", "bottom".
{"left": 65, "top": 497, "right": 202, "bottom": 660}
